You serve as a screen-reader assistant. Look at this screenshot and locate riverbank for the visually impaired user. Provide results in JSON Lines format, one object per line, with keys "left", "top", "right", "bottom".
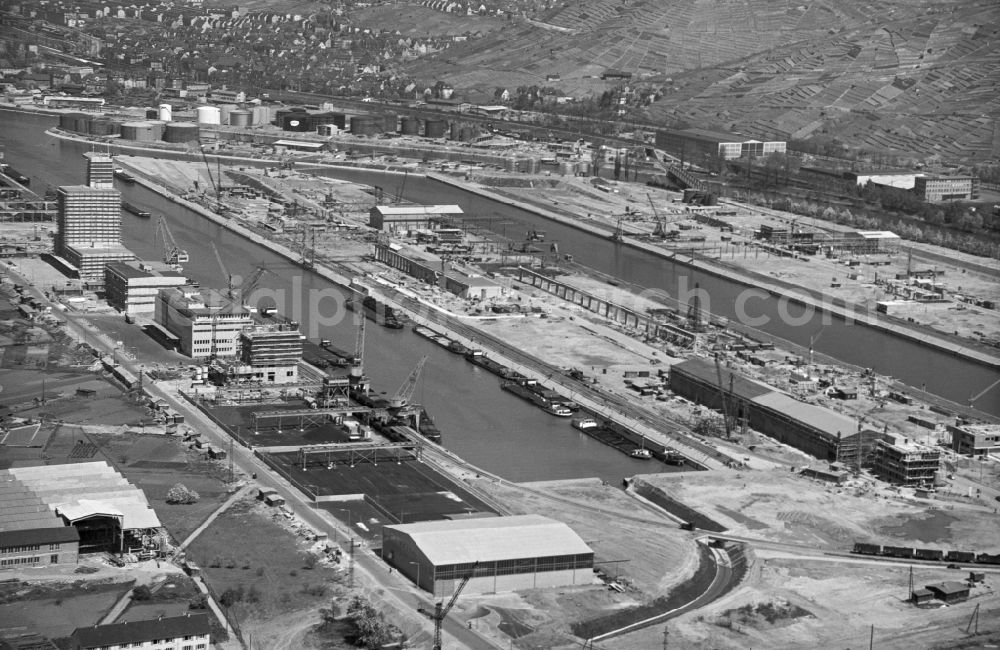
{"left": 427, "top": 173, "right": 1000, "bottom": 371}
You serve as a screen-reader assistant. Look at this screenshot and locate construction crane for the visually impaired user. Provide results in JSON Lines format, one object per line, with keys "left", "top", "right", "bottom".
{"left": 389, "top": 355, "right": 427, "bottom": 409}
{"left": 714, "top": 353, "right": 734, "bottom": 440}
{"left": 198, "top": 140, "right": 222, "bottom": 212}
{"left": 432, "top": 561, "right": 478, "bottom": 650}
{"left": 154, "top": 217, "right": 189, "bottom": 265}
{"left": 647, "top": 192, "right": 683, "bottom": 238}
{"left": 349, "top": 296, "right": 365, "bottom": 383}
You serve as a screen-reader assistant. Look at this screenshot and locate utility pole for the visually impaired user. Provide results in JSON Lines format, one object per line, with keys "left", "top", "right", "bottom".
{"left": 966, "top": 603, "right": 980, "bottom": 635}
{"left": 228, "top": 437, "right": 234, "bottom": 483}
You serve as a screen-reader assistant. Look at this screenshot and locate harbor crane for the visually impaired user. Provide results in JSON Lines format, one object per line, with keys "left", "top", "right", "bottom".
{"left": 389, "top": 355, "right": 427, "bottom": 409}
{"left": 153, "top": 216, "right": 189, "bottom": 265}
{"left": 431, "top": 561, "right": 478, "bottom": 650}
{"left": 647, "top": 192, "right": 683, "bottom": 239}
{"left": 349, "top": 296, "right": 366, "bottom": 382}
{"left": 210, "top": 241, "right": 270, "bottom": 304}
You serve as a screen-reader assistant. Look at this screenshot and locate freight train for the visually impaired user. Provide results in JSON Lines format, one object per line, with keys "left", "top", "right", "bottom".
{"left": 852, "top": 542, "right": 1000, "bottom": 565}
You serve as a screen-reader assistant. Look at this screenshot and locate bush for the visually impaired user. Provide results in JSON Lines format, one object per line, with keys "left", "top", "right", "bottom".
{"left": 166, "top": 483, "right": 200, "bottom": 505}
{"left": 132, "top": 585, "right": 153, "bottom": 601}
{"left": 189, "top": 594, "right": 208, "bottom": 610}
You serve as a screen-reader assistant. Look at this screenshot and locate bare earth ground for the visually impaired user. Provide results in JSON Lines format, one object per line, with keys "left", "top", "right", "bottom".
{"left": 639, "top": 469, "right": 1000, "bottom": 553}
{"left": 470, "top": 175, "right": 1000, "bottom": 342}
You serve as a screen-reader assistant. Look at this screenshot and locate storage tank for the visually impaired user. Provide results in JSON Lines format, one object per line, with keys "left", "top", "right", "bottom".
{"left": 251, "top": 105, "right": 271, "bottom": 126}
{"left": 147, "top": 120, "right": 166, "bottom": 140}
{"left": 400, "top": 117, "right": 419, "bottom": 136}
{"left": 450, "top": 122, "right": 461, "bottom": 140}
{"left": 89, "top": 118, "right": 120, "bottom": 137}
{"left": 350, "top": 116, "right": 379, "bottom": 136}
{"left": 424, "top": 119, "right": 446, "bottom": 139}
{"left": 382, "top": 113, "right": 398, "bottom": 133}
{"left": 459, "top": 126, "right": 475, "bottom": 142}
{"left": 163, "top": 122, "right": 200, "bottom": 143}
{"left": 196, "top": 106, "right": 221, "bottom": 125}
{"left": 527, "top": 157, "right": 540, "bottom": 174}
{"left": 332, "top": 113, "right": 347, "bottom": 129}
{"left": 229, "top": 110, "right": 252, "bottom": 127}
{"left": 559, "top": 160, "right": 577, "bottom": 176}
{"left": 59, "top": 112, "right": 88, "bottom": 133}
{"left": 120, "top": 121, "right": 159, "bottom": 142}
{"left": 280, "top": 112, "right": 309, "bottom": 132}
{"left": 145, "top": 108, "right": 158, "bottom": 120}
{"left": 219, "top": 104, "right": 237, "bottom": 125}
{"left": 505, "top": 156, "right": 518, "bottom": 172}
{"left": 158, "top": 103, "right": 172, "bottom": 122}
{"left": 577, "top": 160, "right": 591, "bottom": 176}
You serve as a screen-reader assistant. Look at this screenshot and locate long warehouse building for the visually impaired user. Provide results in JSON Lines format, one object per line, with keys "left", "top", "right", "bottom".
{"left": 382, "top": 515, "right": 594, "bottom": 597}
{"left": 669, "top": 357, "right": 857, "bottom": 460}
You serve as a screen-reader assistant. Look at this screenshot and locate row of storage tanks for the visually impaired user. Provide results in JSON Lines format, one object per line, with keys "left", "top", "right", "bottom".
{"left": 59, "top": 112, "right": 202, "bottom": 143}
{"left": 273, "top": 108, "right": 487, "bottom": 141}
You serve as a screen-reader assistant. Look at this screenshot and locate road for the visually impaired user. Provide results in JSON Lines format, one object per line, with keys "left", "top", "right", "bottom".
{"left": 6, "top": 265, "right": 497, "bottom": 649}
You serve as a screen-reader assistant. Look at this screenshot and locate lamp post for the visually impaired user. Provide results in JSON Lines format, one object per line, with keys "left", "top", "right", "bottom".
{"left": 335, "top": 508, "right": 353, "bottom": 542}
{"left": 408, "top": 561, "right": 421, "bottom": 590}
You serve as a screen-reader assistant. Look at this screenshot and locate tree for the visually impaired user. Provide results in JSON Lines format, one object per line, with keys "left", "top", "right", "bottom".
{"left": 346, "top": 596, "right": 393, "bottom": 649}
{"left": 166, "top": 483, "right": 200, "bottom": 504}
{"left": 319, "top": 599, "right": 342, "bottom": 629}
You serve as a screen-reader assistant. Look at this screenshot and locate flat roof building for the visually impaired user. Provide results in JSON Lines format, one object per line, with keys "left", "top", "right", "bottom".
{"left": 914, "top": 176, "right": 980, "bottom": 203}
{"left": 84, "top": 152, "right": 114, "bottom": 189}
{"left": 670, "top": 358, "right": 857, "bottom": 460}
{"left": 655, "top": 128, "right": 786, "bottom": 162}
{"left": 229, "top": 323, "right": 304, "bottom": 384}
{"left": 155, "top": 287, "right": 253, "bottom": 359}
{"left": 442, "top": 268, "right": 503, "bottom": 301}
{"left": 382, "top": 515, "right": 594, "bottom": 598}
{"left": 871, "top": 435, "right": 940, "bottom": 486}
{"left": 369, "top": 205, "right": 464, "bottom": 231}
{"left": 56, "top": 184, "right": 134, "bottom": 282}
{"left": 948, "top": 423, "right": 1000, "bottom": 457}
{"left": 105, "top": 261, "right": 187, "bottom": 316}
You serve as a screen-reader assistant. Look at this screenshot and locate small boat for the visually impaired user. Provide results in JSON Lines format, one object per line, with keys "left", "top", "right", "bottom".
{"left": 114, "top": 169, "right": 136, "bottom": 183}
{"left": 572, "top": 417, "right": 598, "bottom": 431}
{"left": 630, "top": 437, "right": 653, "bottom": 459}
{"left": 546, "top": 403, "right": 574, "bottom": 417}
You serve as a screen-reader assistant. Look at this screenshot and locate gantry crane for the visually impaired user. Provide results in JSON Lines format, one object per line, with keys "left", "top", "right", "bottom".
{"left": 432, "top": 561, "right": 478, "bottom": 650}
{"left": 154, "top": 216, "right": 189, "bottom": 265}
{"left": 388, "top": 355, "right": 427, "bottom": 409}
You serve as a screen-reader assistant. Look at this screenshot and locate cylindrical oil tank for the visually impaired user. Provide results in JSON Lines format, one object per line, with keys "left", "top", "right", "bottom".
{"left": 196, "top": 105, "right": 221, "bottom": 125}
{"left": 219, "top": 104, "right": 237, "bottom": 125}
{"left": 308, "top": 112, "right": 339, "bottom": 130}
{"left": 89, "top": 118, "right": 120, "bottom": 136}
{"left": 163, "top": 122, "right": 200, "bottom": 143}
{"left": 350, "top": 116, "right": 379, "bottom": 136}
{"left": 559, "top": 160, "right": 577, "bottom": 176}
{"left": 424, "top": 119, "right": 446, "bottom": 139}
{"left": 450, "top": 122, "right": 461, "bottom": 140}
{"left": 147, "top": 120, "right": 165, "bottom": 140}
{"left": 382, "top": 113, "right": 398, "bottom": 133}
{"left": 459, "top": 126, "right": 475, "bottom": 142}
{"left": 229, "top": 109, "right": 252, "bottom": 127}
{"left": 251, "top": 105, "right": 270, "bottom": 126}
{"left": 577, "top": 160, "right": 591, "bottom": 176}
{"left": 280, "top": 112, "right": 309, "bottom": 132}
{"left": 683, "top": 188, "right": 699, "bottom": 203}
{"left": 59, "top": 112, "right": 87, "bottom": 133}
{"left": 400, "top": 117, "right": 419, "bottom": 136}
{"left": 145, "top": 108, "right": 158, "bottom": 120}
{"left": 120, "top": 121, "right": 158, "bottom": 142}
{"left": 158, "top": 103, "right": 172, "bottom": 122}
{"left": 332, "top": 113, "right": 347, "bottom": 129}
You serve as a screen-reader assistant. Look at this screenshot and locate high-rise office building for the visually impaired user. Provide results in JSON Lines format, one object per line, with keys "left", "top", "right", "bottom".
{"left": 84, "top": 152, "right": 114, "bottom": 189}
{"left": 55, "top": 185, "right": 134, "bottom": 282}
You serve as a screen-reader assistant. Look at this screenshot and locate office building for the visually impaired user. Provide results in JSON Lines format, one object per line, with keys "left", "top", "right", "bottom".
{"left": 84, "top": 152, "right": 114, "bottom": 189}
{"left": 871, "top": 435, "right": 940, "bottom": 486}
{"left": 228, "top": 323, "right": 304, "bottom": 384}
{"left": 55, "top": 185, "right": 134, "bottom": 282}
{"left": 155, "top": 287, "right": 253, "bottom": 359}
{"left": 104, "top": 262, "right": 187, "bottom": 316}
{"left": 913, "top": 176, "right": 980, "bottom": 202}
{"left": 655, "top": 128, "right": 786, "bottom": 161}
{"left": 948, "top": 423, "right": 1000, "bottom": 457}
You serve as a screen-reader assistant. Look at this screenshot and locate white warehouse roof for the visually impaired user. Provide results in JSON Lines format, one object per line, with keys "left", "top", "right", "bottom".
{"left": 386, "top": 514, "right": 592, "bottom": 565}
{"left": 372, "top": 205, "right": 463, "bottom": 216}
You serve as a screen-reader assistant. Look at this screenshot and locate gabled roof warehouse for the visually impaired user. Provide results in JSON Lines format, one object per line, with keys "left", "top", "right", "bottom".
{"left": 382, "top": 515, "right": 594, "bottom": 597}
